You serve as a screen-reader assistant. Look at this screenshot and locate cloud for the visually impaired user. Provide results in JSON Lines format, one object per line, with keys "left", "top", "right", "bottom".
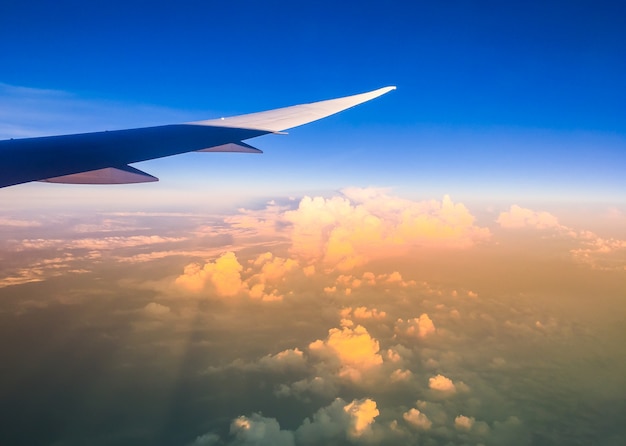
{"left": 0, "top": 217, "right": 42, "bottom": 227}
{"left": 14, "top": 235, "right": 186, "bottom": 251}
{"left": 275, "top": 376, "right": 338, "bottom": 400}
{"left": 295, "top": 398, "right": 379, "bottom": 443}
{"left": 395, "top": 314, "right": 436, "bottom": 339}
{"left": 197, "top": 398, "right": 380, "bottom": 445}
{"left": 428, "top": 374, "right": 456, "bottom": 393}
{"left": 283, "top": 189, "right": 490, "bottom": 270}
{"left": 497, "top": 205, "right": 563, "bottom": 230}
{"left": 402, "top": 408, "right": 432, "bottom": 430}
{"left": 343, "top": 398, "right": 380, "bottom": 439}
{"left": 229, "top": 414, "right": 295, "bottom": 446}
{"left": 390, "top": 369, "right": 413, "bottom": 383}
{"left": 454, "top": 414, "right": 474, "bottom": 431}
{"left": 143, "top": 302, "right": 171, "bottom": 316}
{"left": 496, "top": 205, "right": 626, "bottom": 270}
{"left": 341, "top": 306, "right": 387, "bottom": 321}
{"left": 175, "top": 251, "right": 304, "bottom": 301}
{"left": 570, "top": 234, "right": 626, "bottom": 270}
{"left": 308, "top": 324, "right": 383, "bottom": 382}
{"left": 257, "top": 348, "right": 306, "bottom": 372}
{"left": 176, "top": 252, "right": 244, "bottom": 296}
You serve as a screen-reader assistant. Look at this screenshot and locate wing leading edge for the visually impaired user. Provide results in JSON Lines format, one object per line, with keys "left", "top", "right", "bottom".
{"left": 0, "top": 86, "right": 395, "bottom": 188}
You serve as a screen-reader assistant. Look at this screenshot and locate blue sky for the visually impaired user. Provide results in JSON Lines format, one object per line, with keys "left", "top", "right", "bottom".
{"left": 1, "top": 0, "right": 625, "bottom": 207}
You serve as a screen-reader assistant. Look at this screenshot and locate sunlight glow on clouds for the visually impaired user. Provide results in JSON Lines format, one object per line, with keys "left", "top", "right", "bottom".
{"left": 0, "top": 187, "right": 624, "bottom": 445}
{"left": 283, "top": 189, "right": 491, "bottom": 270}
{"left": 309, "top": 324, "right": 383, "bottom": 382}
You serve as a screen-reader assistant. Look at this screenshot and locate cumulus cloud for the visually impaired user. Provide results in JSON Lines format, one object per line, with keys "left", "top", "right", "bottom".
{"left": 395, "top": 314, "right": 436, "bottom": 339}
{"left": 343, "top": 398, "right": 380, "bottom": 439}
{"left": 497, "top": 205, "right": 563, "bottom": 230}
{"left": 175, "top": 251, "right": 302, "bottom": 301}
{"left": 229, "top": 414, "right": 295, "bottom": 446}
{"left": 296, "top": 398, "right": 379, "bottom": 443}
{"left": 403, "top": 408, "right": 432, "bottom": 430}
{"left": 496, "top": 205, "right": 626, "bottom": 270}
{"left": 143, "top": 302, "right": 171, "bottom": 316}
{"left": 390, "top": 368, "right": 413, "bottom": 382}
{"left": 309, "top": 324, "right": 383, "bottom": 382}
{"left": 176, "top": 252, "right": 244, "bottom": 296}
{"left": 275, "top": 376, "right": 338, "bottom": 400}
{"left": 428, "top": 374, "right": 456, "bottom": 393}
{"left": 283, "top": 189, "right": 490, "bottom": 270}
{"left": 570, "top": 235, "right": 626, "bottom": 270}
{"left": 198, "top": 398, "right": 380, "bottom": 445}
{"left": 341, "top": 306, "right": 387, "bottom": 321}
{"left": 454, "top": 414, "right": 474, "bottom": 431}
{"left": 257, "top": 348, "right": 306, "bottom": 372}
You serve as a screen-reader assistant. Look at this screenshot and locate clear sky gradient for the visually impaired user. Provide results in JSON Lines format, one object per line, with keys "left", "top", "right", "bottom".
{"left": 1, "top": 0, "right": 625, "bottom": 207}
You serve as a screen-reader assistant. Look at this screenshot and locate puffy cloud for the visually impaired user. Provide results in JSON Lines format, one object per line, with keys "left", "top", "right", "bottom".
{"left": 257, "top": 348, "right": 306, "bottom": 372}
{"left": 570, "top": 235, "right": 626, "bottom": 270}
{"left": 343, "top": 398, "right": 380, "bottom": 439}
{"left": 284, "top": 189, "right": 490, "bottom": 270}
{"left": 143, "top": 302, "right": 171, "bottom": 316}
{"left": 229, "top": 414, "right": 295, "bottom": 446}
{"left": 296, "top": 398, "right": 379, "bottom": 443}
{"left": 309, "top": 324, "right": 383, "bottom": 381}
{"left": 188, "top": 432, "right": 221, "bottom": 445}
{"left": 454, "top": 415, "right": 474, "bottom": 431}
{"left": 428, "top": 374, "right": 456, "bottom": 393}
{"left": 496, "top": 205, "right": 626, "bottom": 270}
{"left": 249, "top": 252, "right": 298, "bottom": 282}
{"left": 390, "top": 368, "right": 412, "bottom": 382}
{"left": 176, "top": 252, "right": 244, "bottom": 296}
{"left": 395, "top": 314, "right": 436, "bottom": 339}
{"left": 275, "top": 376, "right": 338, "bottom": 400}
{"left": 175, "top": 251, "right": 301, "bottom": 300}
{"left": 342, "top": 306, "right": 387, "bottom": 321}
{"left": 402, "top": 408, "right": 432, "bottom": 430}
{"left": 497, "top": 205, "right": 563, "bottom": 230}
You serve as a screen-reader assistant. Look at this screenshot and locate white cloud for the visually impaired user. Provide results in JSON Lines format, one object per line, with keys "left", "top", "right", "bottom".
{"left": 283, "top": 189, "right": 490, "bottom": 270}
{"left": 395, "top": 314, "right": 436, "bottom": 339}
{"left": 0, "top": 217, "right": 42, "bottom": 227}
{"left": 390, "top": 369, "right": 413, "bottom": 382}
{"left": 275, "top": 376, "right": 338, "bottom": 400}
{"left": 497, "top": 205, "right": 563, "bottom": 230}
{"left": 188, "top": 432, "right": 221, "bottom": 445}
{"left": 295, "top": 398, "right": 379, "bottom": 443}
{"left": 143, "top": 302, "right": 171, "bottom": 316}
{"left": 229, "top": 414, "right": 295, "bottom": 446}
{"left": 403, "top": 408, "right": 432, "bottom": 430}
{"left": 308, "top": 324, "right": 383, "bottom": 382}
{"left": 342, "top": 306, "right": 387, "bottom": 321}
{"left": 454, "top": 415, "right": 474, "bottom": 431}
{"left": 176, "top": 252, "right": 244, "bottom": 296}
{"left": 428, "top": 374, "right": 457, "bottom": 393}
{"left": 343, "top": 398, "right": 380, "bottom": 439}
{"left": 257, "top": 348, "right": 306, "bottom": 372}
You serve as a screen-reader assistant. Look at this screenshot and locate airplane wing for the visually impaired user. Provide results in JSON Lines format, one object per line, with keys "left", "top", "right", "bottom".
{"left": 0, "top": 86, "right": 395, "bottom": 189}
